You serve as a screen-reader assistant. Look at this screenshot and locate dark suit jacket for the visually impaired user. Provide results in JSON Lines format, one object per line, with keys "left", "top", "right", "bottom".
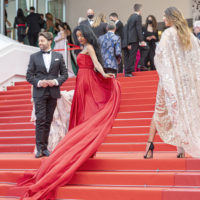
{"left": 26, "top": 13, "right": 42, "bottom": 35}
{"left": 80, "top": 19, "right": 91, "bottom": 27}
{"left": 92, "top": 22, "right": 107, "bottom": 38}
{"left": 26, "top": 51, "right": 68, "bottom": 98}
{"left": 115, "top": 20, "right": 124, "bottom": 40}
{"left": 122, "top": 24, "right": 128, "bottom": 49}
{"left": 127, "top": 13, "right": 143, "bottom": 44}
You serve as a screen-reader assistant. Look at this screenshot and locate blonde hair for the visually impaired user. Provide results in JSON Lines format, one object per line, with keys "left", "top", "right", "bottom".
{"left": 92, "top": 13, "right": 106, "bottom": 28}
{"left": 165, "top": 7, "right": 192, "bottom": 50}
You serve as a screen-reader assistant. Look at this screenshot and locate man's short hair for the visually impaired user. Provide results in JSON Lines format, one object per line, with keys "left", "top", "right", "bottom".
{"left": 107, "top": 21, "right": 116, "bottom": 31}
{"left": 38, "top": 32, "right": 53, "bottom": 41}
{"left": 133, "top": 4, "right": 142, "bottom": 12}
{"left": 194, "top": 20, "right": 200, "bottom": 28}
{"left": 30, "top": 6, "right": 35, "bottom": 11}
{"left": 109, "top": 12, "right": 118, "bottom": 18}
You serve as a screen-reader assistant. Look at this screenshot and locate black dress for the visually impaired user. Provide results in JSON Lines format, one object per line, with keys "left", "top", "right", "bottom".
{"left": 14, "top": 16, "right": 26, "bottom": 42}
{"left": 142, "top": 27, "right": 159, "bottom": 70}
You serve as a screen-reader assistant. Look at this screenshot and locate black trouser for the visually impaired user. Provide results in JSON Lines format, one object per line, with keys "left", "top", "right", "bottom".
{"left": 34, "top": 88, "right": 57, "bottom": 152}
{"left": 144, "top": 44, "right": 156, "bottom": 70}
{"left": 104, "top": 68, "right": 118, "bottom": 77}
{"left": 28, "top": 32, "right": 39, "bottom": 47}
{"left": 139, "top": 47, "right": 149, "bottom": 67}
{"left": 124, "top": 43, "right": 139, "bottom": 74}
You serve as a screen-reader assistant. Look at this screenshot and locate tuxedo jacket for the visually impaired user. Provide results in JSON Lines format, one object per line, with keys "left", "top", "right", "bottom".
{"left": 127, "top": 13, "right": 143, "bottom": 44}
{"left": 115, "top": 20, "right": 124, "bottom": 40}
{"left": 26, "top": 51, "right": 68, "bottom": 98}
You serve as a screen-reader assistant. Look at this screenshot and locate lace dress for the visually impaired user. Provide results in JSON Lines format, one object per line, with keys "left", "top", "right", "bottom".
{"left": 153, "top": 26, "right": 200, "bottom": 157}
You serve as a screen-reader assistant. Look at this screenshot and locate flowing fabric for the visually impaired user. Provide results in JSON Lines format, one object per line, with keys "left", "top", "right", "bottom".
{"left": 153, "top": 26, "right": 200, "bottom": 157}
{"left": 31, "top": 90, "right": 74, "bottom": 153}
{"left": 16, "top": 53, "right": 121, "bottom": 199}
{"left": 54, "top": 31, "right": 75, "bottom": 77}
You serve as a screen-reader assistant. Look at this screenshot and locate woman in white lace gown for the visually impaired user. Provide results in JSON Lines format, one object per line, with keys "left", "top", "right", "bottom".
{"left": 54, "top": 22, "right": 75, "bottom": 77}
{"left": 144, "top": 7, "right": 200, "bottom": 159}
{"left": 32, "top": 90, "right": 74, "bottom": 152}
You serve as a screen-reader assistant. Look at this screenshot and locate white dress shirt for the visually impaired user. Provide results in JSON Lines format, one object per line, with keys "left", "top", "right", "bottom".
{"left": 38, "top": 50, "right": 59, "bottom": 87}
{"left": 42, "top": 51, "right": 52, "bottom": 72}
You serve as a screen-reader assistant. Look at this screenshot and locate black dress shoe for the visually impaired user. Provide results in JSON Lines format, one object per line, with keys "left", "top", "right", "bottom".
{"left": 125, "top": 73, "right": 133, "bottom": 77}
{"left": 43, "top": 149, "right": 50, "bottom": 157}
{"left": 35, "top": 151, "right": 43, "bottom": 158}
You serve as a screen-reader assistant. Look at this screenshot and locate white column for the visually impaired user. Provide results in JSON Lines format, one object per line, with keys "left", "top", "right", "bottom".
{"left": 0, "top": 0, "right": 5, "bottom": 34}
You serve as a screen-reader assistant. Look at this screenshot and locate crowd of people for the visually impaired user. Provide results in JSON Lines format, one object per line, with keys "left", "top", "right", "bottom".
{"left": 8, "top": 4, "right": 200, "bottom": 76}
{"left": 4, "top": 3, "right": 200, "bottom": 200}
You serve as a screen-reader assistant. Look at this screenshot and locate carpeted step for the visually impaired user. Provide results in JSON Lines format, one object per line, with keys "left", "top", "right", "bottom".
{"left": 56, "top": 185, "right": 200, "bottom": 200}
{"left": 0, "top": 137, "right": 35, "bottom": 144}
{"left": 0, "top": 116, "right": 31, "bottom": 123}
{"left": 0, "top": 123, "right": 34, "bottom": 130}
{"left": 0, "top": 110, "right": 31, "bottom": 117}
{"left": 116, "top": 111, "right": 154, "bottom": 119}
{"left": 110, "top": 127, "right": 150, "bottom": 134}
{"left": 0, "top": 153, "right": 197, "bottom": 171}
{"left": 0, "top": 130, "right": 34, "bottom": 137}
{"left": 105, "top": 134, "right": 162, "bottom": 143}
{"left": 113, "top": 119, "right": 151, "bottom": 126}
{"left": 0, "top": 142, "right": 175, "bottom": 153}
{"left": 1, "top": 171, "right": 200, "bottom": 187}
{"left": 119, "top": 104, "right": 154, "bottom": 112}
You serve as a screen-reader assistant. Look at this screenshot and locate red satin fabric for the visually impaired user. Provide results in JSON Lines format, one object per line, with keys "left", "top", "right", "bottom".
{"left": 16, "top": 54, "right": 121, "bottom": 199}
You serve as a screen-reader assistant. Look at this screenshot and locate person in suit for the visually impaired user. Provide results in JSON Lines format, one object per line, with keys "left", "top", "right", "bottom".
{"left": 26, "top": 7, "right": 42, "bottom": 46}
{"left": 193, "top": 20, "right": 200, "bottom": 39}
{"left": 99, "top": 21, "right": 121, "bottom": 76}
{"left": 26, "top": 32, "right": 68, "bottom": 158}
{"left": 125, "top": 4, "right": 146, "bottom": 77}
{"left": 80, "top": 8, "right": 95, "bottom": 27}
{"left": 109, "top": 12, "right": 124, "bottom": 73}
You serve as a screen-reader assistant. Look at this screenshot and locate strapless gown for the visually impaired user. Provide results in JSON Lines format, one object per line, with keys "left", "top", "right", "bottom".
{"left": 16, "top": 53, "right": 121, "bottom": 200}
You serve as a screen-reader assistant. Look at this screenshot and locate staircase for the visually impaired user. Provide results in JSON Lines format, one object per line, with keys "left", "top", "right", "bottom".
{"left": 0, "top": 71, "right": 200, "bottom": 200}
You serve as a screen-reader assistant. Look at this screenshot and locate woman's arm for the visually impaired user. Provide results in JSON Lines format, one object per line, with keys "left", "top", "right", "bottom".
{"left": 87, "top": 44, "right": 114, "bottom": 78}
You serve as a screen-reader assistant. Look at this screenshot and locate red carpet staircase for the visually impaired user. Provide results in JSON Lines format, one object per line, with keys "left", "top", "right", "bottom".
{"left": 0, "top": 71, "right": 200, "bottom": 200}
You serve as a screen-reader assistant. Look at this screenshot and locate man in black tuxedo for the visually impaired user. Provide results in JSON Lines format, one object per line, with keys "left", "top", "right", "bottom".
{"left": 109, "top": 12, "right": 124, "bottom": 73}
{"left": 26, "top": 32, "right": 68, "bottom": 158}
{"left": 26, "top": 7, "right": 42, "bottom": 46}
{"left": 80, "top": 9, "right": 95, "bottom": 27}
{"left": 125, "top": 4, "right": 145, "bottom": 77}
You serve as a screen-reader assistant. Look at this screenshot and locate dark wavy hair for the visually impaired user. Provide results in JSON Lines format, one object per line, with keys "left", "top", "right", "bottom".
{"left": 145, "top": 15, "right": 158, "bottom": 32}
{"left": 17, "top": 8, "right": 25, "bottom": 20}
{"left": 75, "top": 24, "right": 104, "bottom": 66}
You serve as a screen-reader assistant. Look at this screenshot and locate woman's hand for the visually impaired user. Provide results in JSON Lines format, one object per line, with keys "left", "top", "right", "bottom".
{"left": 103, "top": 73, "right": 115, "bottom": 78}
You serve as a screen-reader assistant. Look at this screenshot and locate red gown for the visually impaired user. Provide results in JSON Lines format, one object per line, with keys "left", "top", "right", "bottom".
{"left": 16, "top": 53, "right": 121, "bottom": 199}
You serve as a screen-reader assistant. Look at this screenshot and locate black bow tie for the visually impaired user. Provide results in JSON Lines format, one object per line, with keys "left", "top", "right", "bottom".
{"left": 41, "top": 51, "right": 51, "bottom": 54}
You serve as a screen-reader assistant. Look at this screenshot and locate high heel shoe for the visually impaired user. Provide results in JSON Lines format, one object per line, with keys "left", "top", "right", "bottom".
{"left": 177, "top": 153, "right": 185, "bottom": 158}
{"left": 144, "top": 142, "right": 154, "bottom": 159}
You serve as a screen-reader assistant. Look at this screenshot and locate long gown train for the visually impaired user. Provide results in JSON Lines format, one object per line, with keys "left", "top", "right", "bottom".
{"left": 15, "top": 53, "right": 121, "bottom": 199}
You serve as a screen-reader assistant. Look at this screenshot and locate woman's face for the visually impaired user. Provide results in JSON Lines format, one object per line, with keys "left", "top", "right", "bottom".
{"left": 59, "top": 25, "right": 64, "bottom": 32}
{"left": 76, "top": 30, "right": 87, "bottom": 45}
{"left": 163, "top": 15, "right": 171, "bottom": 27}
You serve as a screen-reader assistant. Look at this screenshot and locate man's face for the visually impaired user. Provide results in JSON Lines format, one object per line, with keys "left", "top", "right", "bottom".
{"left": 194, "top": 27, "right": 200, "bottom": 35}
{"left": 109, "top": 16, "right": 116, "bottom": 22}
{"left": 38, "top": 36, "right": 51, "bottom": 51}
{"left": 87, "top": 9, "right": 94, "bottom": 19}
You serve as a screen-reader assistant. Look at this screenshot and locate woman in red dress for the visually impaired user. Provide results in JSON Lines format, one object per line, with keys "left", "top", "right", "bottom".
{"left": 16, "top": 24, "right": 121, "bottom": 200}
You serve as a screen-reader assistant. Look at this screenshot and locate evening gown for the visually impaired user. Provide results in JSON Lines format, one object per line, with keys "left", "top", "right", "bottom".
{"left": 16, "top": 53, "right": 121, "bottom": 199}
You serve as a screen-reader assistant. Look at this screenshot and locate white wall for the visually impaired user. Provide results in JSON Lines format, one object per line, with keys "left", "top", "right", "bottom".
{"left": 66, "top": 0, "right": 192, "bottom": 29}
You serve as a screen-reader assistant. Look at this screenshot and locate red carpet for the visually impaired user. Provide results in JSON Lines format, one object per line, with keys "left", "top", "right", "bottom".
{"left": 0, "top": 71, "right": 200, "bottom": 199}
